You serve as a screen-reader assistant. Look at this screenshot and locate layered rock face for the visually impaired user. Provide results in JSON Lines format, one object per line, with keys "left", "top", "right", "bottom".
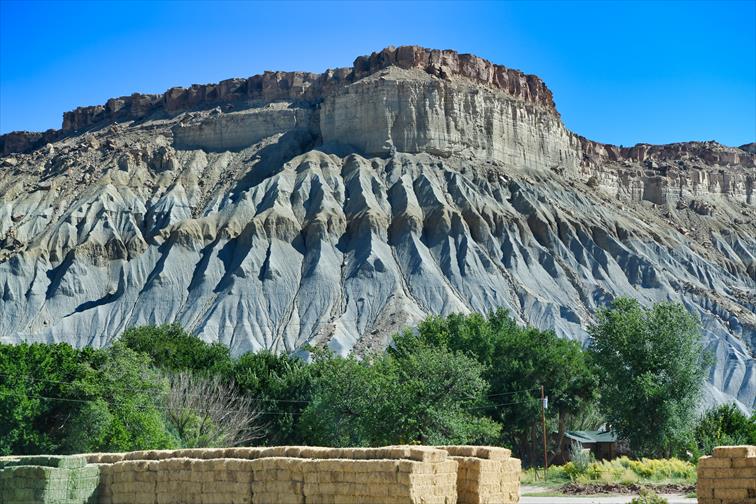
{"left": 1, "top": 46, "right": 754, "bottom": 410}
{"left": 320, "top": 67, "right": 580, "bottom": 172}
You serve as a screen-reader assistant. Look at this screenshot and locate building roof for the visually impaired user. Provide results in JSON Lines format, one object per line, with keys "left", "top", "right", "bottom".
{"left": 565, "top": 430, "right": 618, "bottom": 444}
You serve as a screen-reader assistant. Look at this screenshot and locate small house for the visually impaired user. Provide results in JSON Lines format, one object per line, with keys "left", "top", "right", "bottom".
{"left": 565, "top": 430, "right": 620, "bottom": 460}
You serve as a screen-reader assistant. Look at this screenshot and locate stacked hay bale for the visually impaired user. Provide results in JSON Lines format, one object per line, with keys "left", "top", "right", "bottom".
{"left": 96, "top": 457, "right": 257, "bottom": 504}
{"left": 250, "top": 448, "right": 458, "bottom": 504}
{"left": 78, "top": 445, "right": 521, "bottom": 504}
{"left": 697, "top": 445, "right": 756, "bottom": 504}
{"left": 0, "top": 455, "right": 99, "bottom": 504}
{"left": 88, "top": 446, "right": 460, "bottom": 504}
{"left": 438, "top": 446, "right": 520, "bottom": 504}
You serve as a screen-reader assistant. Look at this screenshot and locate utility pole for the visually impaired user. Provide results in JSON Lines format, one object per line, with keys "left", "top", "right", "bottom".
{"left": 540, "top": 385, "right": 548, "bottom": 480}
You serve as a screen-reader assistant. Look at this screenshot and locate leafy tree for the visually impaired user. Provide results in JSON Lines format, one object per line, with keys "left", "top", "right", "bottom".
{"left": 692, "top": 403, "right": 756, "bottom": 456}
{"left": 231, "top": 351, "right": 313, "bottom": 445}
{"left": 299, "top": 344, "right": 500, "bottom": 447}
{"left": 396, "top": 309, "right": 598, "bottom": 465}
{"left": 588, "top": 298, "right": 708, "bottom": 457}
{"left": 120, "top": 324, "right": 232, "bottom": 375}
{"left": 64, "top": 342, "right": 177, "bottom": 453}
{"left": 0, "top": 342, "right": 175, "bottom": 455}
{"left": 386, "top": 342, "right": 501, "bottom": 445}
{"left": 298, "top": 354, "right": 385, "bottom": 447}
{"left": 0, "top": 342, "right": 97, "bottom": 454}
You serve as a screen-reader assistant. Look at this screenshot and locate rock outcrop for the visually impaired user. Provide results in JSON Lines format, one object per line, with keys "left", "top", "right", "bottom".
{"left": 1, "top": 46, "right": 754, "bottom": 410}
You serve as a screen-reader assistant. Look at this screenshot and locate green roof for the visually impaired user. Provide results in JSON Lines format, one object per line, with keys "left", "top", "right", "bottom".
{"left": 565, "top": 430, "right": 617, "bottom": 444}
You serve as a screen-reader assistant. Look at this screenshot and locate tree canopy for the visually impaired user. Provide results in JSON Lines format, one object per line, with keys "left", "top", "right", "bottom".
{"left": 299, "top": 344, "right": 500, "bottom": 446}
{"left": 1, "top": 299, "right": 722, "bottom": 462}
{"left": 395, "top": 309, "right": 598, "bottom": 464}
{"left": 588, "top": 297, "right": 708, "bottom": 457}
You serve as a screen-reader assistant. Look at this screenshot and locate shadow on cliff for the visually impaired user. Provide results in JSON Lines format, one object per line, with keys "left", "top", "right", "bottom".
{"left": 229, "top": 129, "right": 319, "bottom": 203}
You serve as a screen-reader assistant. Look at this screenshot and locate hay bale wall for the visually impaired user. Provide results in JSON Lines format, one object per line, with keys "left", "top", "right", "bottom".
{"left": 439, "top": 446, "right": 520, "bottom": 504}
{"left": 697, "top": 445, "right": 756, "bottom": 504}
{"left": 94, "top": 447, "right": 460, "bottom": 504}
{"left": 6, "top": 446, "right": 521, "bottom": 504}
{"left": 0, "top": 455, "right": 99, "bottom": 504}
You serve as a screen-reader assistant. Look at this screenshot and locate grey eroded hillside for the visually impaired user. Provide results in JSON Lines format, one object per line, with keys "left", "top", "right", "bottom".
{"left": 1, "top": 46, "right": 754, "bottom": 409}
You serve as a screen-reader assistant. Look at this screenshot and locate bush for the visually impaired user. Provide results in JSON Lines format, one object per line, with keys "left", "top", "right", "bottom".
{"left": 569, "top": 441, "right": 593, "bottom": 473}
{"left": 549, "top": 456, "right": 696, "bottom": 485}
{"left": 630, "top": 489, "right": 668, "bottom": 504}
{"left": 692, "top": 403, "right": 756, "bottom": 456}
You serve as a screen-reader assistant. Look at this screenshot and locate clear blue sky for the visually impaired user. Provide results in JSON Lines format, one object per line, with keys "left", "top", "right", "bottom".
{"left": 1, "top": 1, "right": 754, "bottom": 146}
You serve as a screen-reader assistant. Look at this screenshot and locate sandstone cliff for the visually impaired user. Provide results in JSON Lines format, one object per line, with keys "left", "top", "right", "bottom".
{"left": 1, "top": 46, "right": 754, "bottom": 410}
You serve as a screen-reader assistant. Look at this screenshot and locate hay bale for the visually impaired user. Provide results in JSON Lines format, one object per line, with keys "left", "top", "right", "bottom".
{"left": 713, "top": 445, "right": 756, "bottom": 458}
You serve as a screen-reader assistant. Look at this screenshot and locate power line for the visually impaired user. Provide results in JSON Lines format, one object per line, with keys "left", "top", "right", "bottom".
{"left": 27, "top": 395, "right": 292, "bottom": 417}
{"left": 0, "top": 372, "right": 540, "bottom": 403}
{"left": 4, "top": 389, "right": 542, "bottom": 416}
{"left": 0, "top": 372, "right": 311, "bottom": 403}
{"left": 485, "top": 387, "right": 541, "bottom": 399}
{"left": 470, "top": 399, "right": 536, "bottom": 410}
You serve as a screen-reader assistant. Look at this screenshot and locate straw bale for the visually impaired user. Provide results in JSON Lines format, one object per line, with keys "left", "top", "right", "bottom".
{"left": 444, "top": 446, "right": 479, "bottom": 458}
{"left": 712, "top": 477, "right": 756, "bottom": 489}
{"left": 295, "top": 447, "right": 321, "bottom": 459}
{"left": 713, "top": 445, "right": 756, "bottom": 458}
{"left": 130, "top": 491, "right": 158, "bottom": 504}
{"left": 225, "top": 447, "right": 260, "bottom": 459}
{"left": 733, "top": 457, "right": 756, "bottom": 467}
{"left": 260, "top": 446, "right": 288, "bottom": 457}
{"left": 99, "top": 453, "right": 123, "bottom": 464}
{"left": 408, "top": 447, "right": 447, "bottom": 463}
{"left": 256, "top": 458, "right": 277, "bottom": 470}
{"left": 281, "top": 447, "right": 302, "bottom": 458}
{"left": 714, "top": 487, "right": 750, "bottom": 499}
{"left": 475, "top": 447, "right": 512, "bottom": 460}
{"left": 253, "top": 492, "right": 305, "bottom": 504}
{"left": 698, "top": 456, "right": 733, "bottom": 469}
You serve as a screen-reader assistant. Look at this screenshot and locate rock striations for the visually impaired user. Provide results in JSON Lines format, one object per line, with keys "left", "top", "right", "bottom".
{"left": 1, "top": 46, "right": 754, "bottom": 409}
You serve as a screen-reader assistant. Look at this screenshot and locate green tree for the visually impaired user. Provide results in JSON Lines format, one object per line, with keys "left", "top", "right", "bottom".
{"left": 0, "top": 342, "right": 175, "bottom": 455}
{"left": 692, "top": 403, "right": 756, "bottom": 456}
{"left": 120, "top": 324, "right": 232, "bottom": 375}
{"left": 299, "top": 344, "right": 500, "bottom": 447}
{"left": 588, "top": 298, "right": 708, "bottom": 457}
{"left": 396, "top": 309, "right": 598, "bottom": 465}
{"left": 298, "top": 354, "right": 385, "bottom": 447}
{"left": 62, "top": 342, "right": 177, "bottom": 453}
{"left": 386, "top": 342, "right": 501, "bottom": 445}
{"left": 0, "top": 342, "right": 96, "bottom": 454}
{"left": 231, "top": 351, "right": 313, "bottom": 445}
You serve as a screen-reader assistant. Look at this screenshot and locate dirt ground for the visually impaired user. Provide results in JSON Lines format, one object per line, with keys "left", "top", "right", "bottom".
{"left": 520, "top": 486, "right": 697, "bottom": 504}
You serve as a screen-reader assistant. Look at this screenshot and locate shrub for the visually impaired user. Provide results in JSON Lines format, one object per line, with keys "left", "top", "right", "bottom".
{"left": 630, "top": 489, "right": 668, "bottom": 504}
{"left": 692, "top": 403, "right": 756, "bottom": 456}
{"left": 569, "top": 441, "right": 593, "bottom": 473}
{"left": 555, "top": 456, "right": 696, "bottom": 485}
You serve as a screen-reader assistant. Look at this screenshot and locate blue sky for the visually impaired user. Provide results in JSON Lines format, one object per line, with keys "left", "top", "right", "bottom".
{"left": 1, "top": 0, "right": 754, "bottom": 146}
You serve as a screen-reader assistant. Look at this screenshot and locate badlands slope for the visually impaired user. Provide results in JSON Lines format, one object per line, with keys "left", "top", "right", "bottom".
{"left": 1, "top": 46, "right": 754, "bottom": 408}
